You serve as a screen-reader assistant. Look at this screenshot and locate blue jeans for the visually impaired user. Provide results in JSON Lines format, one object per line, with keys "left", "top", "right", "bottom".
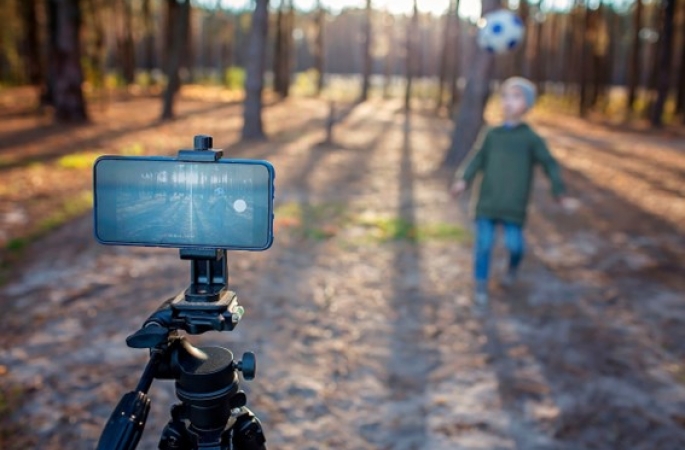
{"left": 474, "top": 218, "right": 525, "bottom": 282}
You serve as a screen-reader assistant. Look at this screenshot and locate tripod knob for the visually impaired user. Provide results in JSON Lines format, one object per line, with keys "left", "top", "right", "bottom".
{"left": 237, "top": 352, "right": 257, "bottom": 380}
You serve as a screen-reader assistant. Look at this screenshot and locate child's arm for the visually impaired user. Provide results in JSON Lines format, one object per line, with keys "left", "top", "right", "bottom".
{"left": 532, "top": 135, "right": 566, "bottom": 198}
{"left": 450, "top": 130, "right": 491, "bottom": 195}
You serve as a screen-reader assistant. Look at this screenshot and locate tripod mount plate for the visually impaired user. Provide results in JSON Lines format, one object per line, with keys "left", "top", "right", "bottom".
{"left": 169, "top": 289, "right": 244, "bottom": 334}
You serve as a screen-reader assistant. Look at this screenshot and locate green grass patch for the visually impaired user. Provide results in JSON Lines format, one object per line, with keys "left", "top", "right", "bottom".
{"left": 5, "top": 238, "right": 29, "bottom": 253}
{"left": 354, "top": 215, "right": 470, "bottom": 243}
{"left": 275, "top": 202, "right": 470, "bottom": 244}
{"left": 134, "top": 71, "right": 158, "bottom": 88}
{"left": 274, "top": 201, "right": 349, "bottom": 240}
{"left": 56, "top": 143, "right": 144, "bottom": 169}
{"left": 225, "top": 67, "right": 246, "bottom": 90}
{"left": 121, "top": 142, "right": 145, "bottom": 156}
{"left": 57, "top": 151, "right": 102, "bottom": 169}
{"left": 291, "top": 69, "right": 320, "bottom": 97}
{"left": 358, "top": 216, "right": 417, "bottom": 242}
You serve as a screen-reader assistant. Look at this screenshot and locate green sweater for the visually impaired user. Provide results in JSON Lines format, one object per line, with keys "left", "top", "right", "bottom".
{"left": 459, "top": 123, "right": 565, "bottom": 225}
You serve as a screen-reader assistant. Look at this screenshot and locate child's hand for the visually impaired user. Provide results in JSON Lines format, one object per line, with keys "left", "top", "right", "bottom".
{"left": 558, "top": 196, "right": 580, "bottom": 212}
{"left": 450, "top": 180, "right": 467, "bottom": 197}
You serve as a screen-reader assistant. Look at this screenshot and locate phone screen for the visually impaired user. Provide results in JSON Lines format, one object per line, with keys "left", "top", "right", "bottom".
{"left": 94, "top": 156, "right": 274, "bottom": 250}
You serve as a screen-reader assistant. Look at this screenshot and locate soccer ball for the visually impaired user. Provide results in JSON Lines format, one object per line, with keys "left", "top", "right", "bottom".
{"left": 477, "top": 9, "right": 525, "bottom": 54}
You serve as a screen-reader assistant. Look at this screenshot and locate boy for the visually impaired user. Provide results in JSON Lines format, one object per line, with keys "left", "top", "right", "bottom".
{"left": 451, "top": 77, "right": 572, "bottom": 306}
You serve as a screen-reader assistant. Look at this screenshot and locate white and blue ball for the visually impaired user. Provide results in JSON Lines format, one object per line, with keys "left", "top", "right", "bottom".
{"left": 477, "top": 9, "right": 525, "bottom": 54}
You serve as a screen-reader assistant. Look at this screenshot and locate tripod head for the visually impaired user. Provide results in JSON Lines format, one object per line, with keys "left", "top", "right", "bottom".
{"left": 96, "top": 136, "right": 267, "bottom": 450}
{"left": 126, "top": 248, "right": 245, "bottom": 347}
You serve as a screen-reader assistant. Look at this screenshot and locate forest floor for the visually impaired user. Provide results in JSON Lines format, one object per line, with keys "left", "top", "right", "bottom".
{"left": 1, "top": 86, "right": 685, "bottom": 449}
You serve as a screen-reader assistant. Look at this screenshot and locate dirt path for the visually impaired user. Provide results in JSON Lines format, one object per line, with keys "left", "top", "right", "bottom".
{"left": 1, "top": 97, "right": 685, "bottom": 449}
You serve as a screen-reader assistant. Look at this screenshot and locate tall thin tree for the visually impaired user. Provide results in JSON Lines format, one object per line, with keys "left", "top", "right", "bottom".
{"left": 531, "top": 1, "right": 546, "bottom": 92}
{"left": 383, "top": 9, "right": 394, "bottom": 98}
{"left": 442, "top": 0, "right": 501, "bottom": 169}
{"left": 161, "top": 0, "right": 190, "bottom": 120}
{"left": 242, "top": 0, "right": 269, "bottom": 140}
{"left": 360, "top": 0, "right": 373, "bottom": 101}
{"left": 47, "top": 0, "right": 88, "bottom": 122}
{"left": 116, "top": 0, "right": 135, "bottom": 85}
{"left": 314, "top": 0, "right": 325, "bottom": 95}
{"left": 675, "top": 0, "right": 685, "bottom": 118}
{"left": 283, "top": 1, "right": 295, "bottom": 95}
{"left": 273, "top": 0, "right": 286, "bottom": 95}
{"left": 273, "top": 0, "right": 294, "bottom": 98}
{"left": 449, "top": 0, "right": 462, "bottom": 111}
{"left": 436, "top": 0, "right": 455, "bottom": 113}
{"left": 578, "top": 0, "right": 593, "bottom": 116}
{"left": 626, "top": 0, "right": 643, "bottom": 116}
{"left": 404, "top": 0, "right": 419, "bottom": 111}
{"left": 18, "top": 0, "right": 43, "bottom": 87}
{"left": 650, "top": 0, "right": 676, "bottom": 126}
{"left": 142, "top": 0, "right": 156, "bottom": 79}
{"left": 84, "top": 0, "right": 106, "bottom": 93}
{"left": 516, "top": 0, "right": 531, "bottom": 77}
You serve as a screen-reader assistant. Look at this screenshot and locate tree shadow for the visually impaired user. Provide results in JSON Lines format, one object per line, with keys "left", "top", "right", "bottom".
{"left": 378, "top": 112, "right": 441, "bottom": 448}
{"left": 476, "top": 159, "right": 685, "bottom": 448}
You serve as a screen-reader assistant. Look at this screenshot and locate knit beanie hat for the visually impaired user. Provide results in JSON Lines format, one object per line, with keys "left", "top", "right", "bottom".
{"left": 502, "top": 77, "right": 537, "bottom": 109}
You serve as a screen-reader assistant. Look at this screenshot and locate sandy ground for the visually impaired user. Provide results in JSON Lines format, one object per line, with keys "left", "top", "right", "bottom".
{"left": 1, "top": 93, "right": 685, "bottom": 449}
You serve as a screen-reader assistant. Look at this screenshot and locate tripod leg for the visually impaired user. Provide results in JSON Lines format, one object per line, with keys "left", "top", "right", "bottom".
{"left": 231, "top": 407, "right": 267, "bottom": 450}
{"left": 158, "top": 405, "right": 193, "bottom": 450}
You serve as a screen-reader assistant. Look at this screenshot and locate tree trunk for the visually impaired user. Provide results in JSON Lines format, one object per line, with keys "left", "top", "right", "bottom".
{"left": 442, "top": 0, "right": 501, "bottom": 169}
{"left": 47, "top": 0, "right": 88, "bottom": 122}
{"left": 404, "top": 0, "right": 418, "bottom": 112}
{"left": 242, "top": 0, "right": 269, "bottom": 140}
{"left": 548, "top": 12, "right": 561, "bottom": 84}
{"left": 142, "top": 0, "right": 156, "bottom": 77}
{"left": 314, "top": 0, "right": 325, "bottom": 95}
{"left": 283, "top": 1, "right": 295, "bottom": 96}
{"left": 117, "top": 0, "right": 135, "bottom": 85}
{"left": 43, "top": 1, "right": 57, "bottom": 106}
{"left": 531, "top": 1, "right": 545, "bottom": 92}
{"left": 515, "top": 0, "right": 530, "bottom": 77}
{"left": 626, "top": 0, "right": 643, "bottom": 115}
{"left": 578, "top": 1, "right": 592, "bottom": 116}
{"left": 644, "top": 2, "right": 662, "bottom": 120}
{"left": 161, "top": 0, "right": 190, "bottom": 120}
{"left": 436, "top": 0, "right": 455, "bottom": 112}
{"left": 360, "top": 0, "right": 373, "bottom": 101}
{"left": 650, "top": 0, "right": 676, "bottom": 127}
{"left": 588, "top": 6, "right": 600, "bottom": 108}
{"left": 383, "top": 10, "right": 394, "bottom": 98}
{"left": 218, "top": 15, "right": 234, "bottom": 78}
{"left": 600, "top": 6, "right": 618, "bottom": 109}
{"left": 84, "top": 0, "right": 105, "bottom": 91}
{"left": 449, "top": 0, "right": 462, "bottom": 112}
{"left": 676, "top": 0, "right": 685, "bottom": 118}
{"left": 273, "top": 0, "right": 294, "bottom": 98}
{"left": 564, "top": 7, "right": 581, "bottom": 96}
{"left": 273, "top": 2, "right": 285, "bottom": 95}
{"left": 18, "top": 0, "right": 43, "bottom": 86}
{"left": 182, "top": 4, "right": 194, "bottom": 83}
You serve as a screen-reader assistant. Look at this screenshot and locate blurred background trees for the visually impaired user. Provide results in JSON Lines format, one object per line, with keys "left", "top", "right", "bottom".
{"left": 0, "top": 0, "right": 683, "bottom": 144}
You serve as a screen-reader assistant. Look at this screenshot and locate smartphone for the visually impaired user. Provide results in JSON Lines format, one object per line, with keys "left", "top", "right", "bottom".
{"left": 93, "top": 156, "right": 274, "bottom": 250}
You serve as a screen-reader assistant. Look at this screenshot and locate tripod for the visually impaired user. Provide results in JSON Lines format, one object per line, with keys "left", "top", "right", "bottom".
{"left": 97, "top": 247, "right": 267, "bottom": 450}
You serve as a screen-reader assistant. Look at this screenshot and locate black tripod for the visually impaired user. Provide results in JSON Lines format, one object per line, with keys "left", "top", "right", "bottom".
{"left": 96, "top": 247, "right": 267, "bottom": 450}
